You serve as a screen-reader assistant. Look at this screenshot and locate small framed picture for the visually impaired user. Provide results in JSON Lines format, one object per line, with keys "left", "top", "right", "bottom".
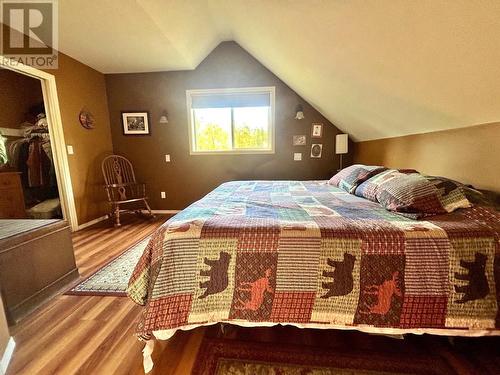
{"left": 311, "top": 123, "right": 323, "bottom": 138}
{"left": 121, "top": 111, "right": 150, "bottom": 135}
{"left": 311, "top": 143, "right": 323, "bottom": 158}
{"left": 293, "top": 135, "right": 307, "bottom": 146}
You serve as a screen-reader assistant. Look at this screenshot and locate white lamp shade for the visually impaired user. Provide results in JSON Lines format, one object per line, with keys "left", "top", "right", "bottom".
{"left": 335, "top": 134, "right": 348, "bottom": 154}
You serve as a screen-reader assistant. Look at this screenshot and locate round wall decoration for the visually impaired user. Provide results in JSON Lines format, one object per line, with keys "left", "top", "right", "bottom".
{"left": 310, "top": 143, "right": 323, "bottom": 158}
{"left": 79, "top": 108, "right": 95, "bottom": 129}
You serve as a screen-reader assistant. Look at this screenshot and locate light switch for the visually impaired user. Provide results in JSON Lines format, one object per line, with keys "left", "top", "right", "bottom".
{"left": 67, "top": 145, "right": 74, "bottom": 155}
{"left": 293, "top": 152, "right": 302, "bottom": 161}
{"left": 165, "top": 154, "right": 171, "bottom": 162}
{"left": 161, "top": 191, "right": 166, "bottom": 199}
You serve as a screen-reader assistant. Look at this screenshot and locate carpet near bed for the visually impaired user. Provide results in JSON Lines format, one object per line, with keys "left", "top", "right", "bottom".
{"left": 192, "top": 325, "right": 499, "bottom": 375}
{"left": 194, "top": 340, "right": 453, "bottom": 375}
{"left": 66, "top": 236, "right": 149, "bottom": 296}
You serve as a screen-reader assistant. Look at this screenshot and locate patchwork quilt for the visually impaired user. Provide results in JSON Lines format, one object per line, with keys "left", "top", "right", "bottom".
{"left": 128, "top": 180, "right": 500, "bottom": 339}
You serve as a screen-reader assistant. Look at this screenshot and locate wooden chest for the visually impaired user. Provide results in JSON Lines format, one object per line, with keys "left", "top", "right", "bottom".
{"left": 0, "top": 172, "right": 26, "bottom": 219}
{"left": 0, "top": 220, "right": 78, "bottom": 323}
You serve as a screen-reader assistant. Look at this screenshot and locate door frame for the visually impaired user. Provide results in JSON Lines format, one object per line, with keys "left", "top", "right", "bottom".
{"left": 0, "top": 56, "right": 78, "bottom": 230}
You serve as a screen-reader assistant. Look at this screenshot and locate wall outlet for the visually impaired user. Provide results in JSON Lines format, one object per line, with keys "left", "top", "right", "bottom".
{"left": 293, "top": 152, "right": 302, "bottom": 161}
{"left": 67, "top": 145, "right": 74, "bottom": 155}
{"left": 165, "top": 154, "right": 171, "bottom": 162}
{"left": 161, "top": 192, "right": 166, "bottom": 199}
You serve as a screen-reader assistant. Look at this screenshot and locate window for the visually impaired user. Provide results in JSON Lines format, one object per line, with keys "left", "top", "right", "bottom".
{"left": 187, "top": 87, "right": 275, "bottom": 154}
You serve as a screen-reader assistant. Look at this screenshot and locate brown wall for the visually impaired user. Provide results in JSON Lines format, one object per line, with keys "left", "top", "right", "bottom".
{"left": 47, "top": 53, "right": 113, "bottom": 224}
{"left": 105, "top": 42, "right": 347, "bottom": 210}
{"left": 354, "top": 122, "right": 500, "bottom": 192}
{"left": 0, "top": 69, "right": 43, "bottom": 129}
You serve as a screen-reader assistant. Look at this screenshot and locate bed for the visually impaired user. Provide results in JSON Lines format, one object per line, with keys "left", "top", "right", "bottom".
{"left": 127, "top": 180, "right": 500, "bottom": 371}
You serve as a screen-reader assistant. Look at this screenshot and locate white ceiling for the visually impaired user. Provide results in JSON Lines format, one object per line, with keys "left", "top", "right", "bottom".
{"left": 59, "top": 1, "right": 500, "bottom": 141}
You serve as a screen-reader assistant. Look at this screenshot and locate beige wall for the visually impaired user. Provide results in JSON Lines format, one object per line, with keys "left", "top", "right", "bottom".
{"left": 47, "top": 53, "right": 113, "bottom": 224}
{"left": 0, "top": 291, "right": 9, "bottom": 359}
{"left": 0, "top": 69, "right": 43, "bottom": 129}
{"left": 105, "top": 42, "right": 348, "bottom": 210}
{"left": 354, "top": 122, "right": 500, "bottom": 192}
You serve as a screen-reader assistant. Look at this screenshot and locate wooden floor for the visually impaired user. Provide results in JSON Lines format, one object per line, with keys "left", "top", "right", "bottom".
{"left": 6, "top": 214, "right": 204, "bottom": 375}
{"left": 5, "top": 214, "right": 500, "bottom": 374}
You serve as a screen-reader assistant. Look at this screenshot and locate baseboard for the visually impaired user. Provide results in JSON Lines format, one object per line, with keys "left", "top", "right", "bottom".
{"left": 76, "top": 215, "right": 109, "bottom": 231}
{"left": 0, "top": 337, "right": 15, "bottom": 375}
{"left": 77, "top": 211, "right": 179, "bottom": 229}
{"left": 151, "top": 210, "right": 181, "bottom": 214}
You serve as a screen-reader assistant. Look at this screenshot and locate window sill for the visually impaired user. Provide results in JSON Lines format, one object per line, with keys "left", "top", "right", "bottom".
{"left": 189, "top": 149, "right": 275, "bottom": 156}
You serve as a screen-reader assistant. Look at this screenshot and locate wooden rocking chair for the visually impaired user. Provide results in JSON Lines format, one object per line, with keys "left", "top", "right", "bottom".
{"left": 101, "top": 155, "right": 154, "bottom": 227}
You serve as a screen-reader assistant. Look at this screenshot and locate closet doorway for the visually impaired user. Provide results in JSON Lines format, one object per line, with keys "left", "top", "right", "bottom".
{"left": 0, "top": 59, "right": 77, "bottom": 230}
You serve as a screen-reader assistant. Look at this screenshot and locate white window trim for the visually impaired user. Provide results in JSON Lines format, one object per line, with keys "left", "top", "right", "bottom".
{"left": 186, "top": 86, "right": 275, "bottom": 155}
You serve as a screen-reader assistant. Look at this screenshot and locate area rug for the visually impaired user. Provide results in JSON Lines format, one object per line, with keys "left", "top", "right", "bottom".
{"left": 66, "top": 236, "right": 150, "bottom": 296}
{"left": 192, "top": 337, "right": 458, "bottom": 375}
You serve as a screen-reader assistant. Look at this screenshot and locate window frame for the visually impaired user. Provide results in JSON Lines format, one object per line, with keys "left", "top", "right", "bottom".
{"left": 186, "top": 86, "right": 276, "bottom": 155}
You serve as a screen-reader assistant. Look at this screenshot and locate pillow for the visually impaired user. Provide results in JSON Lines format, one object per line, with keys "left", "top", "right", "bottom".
{"left": 328, "top": 164, "right": 387, "bottom": 193}
{"left": 375, "top": 173, "right": 472, "bottom": 219}
{"left": 462, "top": 186, "right": 500, "bottom": 210}
{"left": 355, "top": 169, "right": 396, "bottom": 201}
{"left": 354, "top": 169, "right": 416, "bottom": 202}
{"left": 424, "top": 176, "right": 473, "bottom": 213}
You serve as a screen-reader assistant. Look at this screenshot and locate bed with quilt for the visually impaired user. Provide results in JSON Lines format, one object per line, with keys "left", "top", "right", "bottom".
{"left": 127, "top": 166, "right": 500, "bottom": 371}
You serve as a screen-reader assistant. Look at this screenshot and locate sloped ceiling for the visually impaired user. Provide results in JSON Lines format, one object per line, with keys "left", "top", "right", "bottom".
{"left": 58, "top": 1, "right": 500, "bottom": 141}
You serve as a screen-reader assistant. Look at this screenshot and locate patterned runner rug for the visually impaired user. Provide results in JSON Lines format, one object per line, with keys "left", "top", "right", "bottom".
{"left": 192, "top": 336, "right": 460, "bottom": 375}
{"left": 66, "top": 236, "right": 149, "bottom": 296}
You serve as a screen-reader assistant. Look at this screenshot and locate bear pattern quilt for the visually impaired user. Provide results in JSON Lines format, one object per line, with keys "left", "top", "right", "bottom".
{"left": 127, "top": 180, "right": 500, "bottom": 338}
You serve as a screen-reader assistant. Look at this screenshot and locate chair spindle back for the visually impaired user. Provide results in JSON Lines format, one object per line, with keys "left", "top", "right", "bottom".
{"left": 102, "top": 155, "right": 137, "bottom": 201}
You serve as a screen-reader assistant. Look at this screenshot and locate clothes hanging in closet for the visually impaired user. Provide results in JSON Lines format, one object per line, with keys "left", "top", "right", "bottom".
{"left": 27, "top": 137, "right": 51, "bottom": 187}
{"left": 6, "top": 117, "right": 55, "bottom": 188}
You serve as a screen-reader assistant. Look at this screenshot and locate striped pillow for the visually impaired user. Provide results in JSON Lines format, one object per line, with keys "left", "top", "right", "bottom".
{"left": 328, "top": 164, "right": 387, "bottom": 193}
{"left": 354, "top": 169, "right": 418, "bottom": 202}
{"left": 375, "top": 173, "right": 471, "bottom": 219}
{"left": 425, "top": 176, "right": 473, "bottom": 213}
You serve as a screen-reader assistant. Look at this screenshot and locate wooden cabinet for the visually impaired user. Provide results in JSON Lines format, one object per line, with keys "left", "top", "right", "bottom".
{"left": 0, "top": 172, "right": 26, "bottom": 218}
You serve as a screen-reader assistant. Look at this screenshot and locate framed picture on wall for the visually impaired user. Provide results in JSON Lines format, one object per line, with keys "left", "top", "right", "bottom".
{"left": 310, "top": 143, "right": 323, "bottom": 158}
{"left": 293, "top": 135, "right": 307, "bottom": 146}
{"left": 311, "top": 123, "right": 323, "bottom": 138}
{"left": 121, "top": 111, "right": 150, "bottom": 135}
